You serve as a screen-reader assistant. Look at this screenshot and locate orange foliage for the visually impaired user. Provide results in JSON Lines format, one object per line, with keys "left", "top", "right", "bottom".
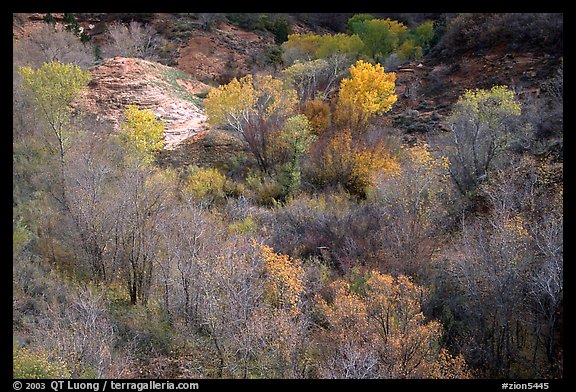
{"left": 315, "top": 129, "right": 400, "bottom": 197}
{"left": 315, "top": 271, "right": 471, "bottom": 378}
{"left": 256, "top": 242, "right": 305, "bottom": 316}
{"left": 303, "top": 98, "right": 331, "bottom": 134}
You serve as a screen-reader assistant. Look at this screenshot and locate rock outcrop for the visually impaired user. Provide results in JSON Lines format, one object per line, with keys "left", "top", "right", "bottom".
{"left": 77, "top": 56, "right": 212, "bottom": 149}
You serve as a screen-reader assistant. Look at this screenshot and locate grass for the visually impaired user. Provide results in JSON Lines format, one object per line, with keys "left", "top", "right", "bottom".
{"left": 151, "top": 66, "right": 205, "bottom": 107}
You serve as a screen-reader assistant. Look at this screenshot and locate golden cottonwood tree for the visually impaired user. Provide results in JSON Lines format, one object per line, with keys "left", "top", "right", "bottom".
{"left": 18, "top": 61, "right": 91, "bottom": 204}
{"left": 335, "top": 60, "right": 397, "bottom": 134}
{"left": 118, "top": 104, "right": 165, "bottom": 162}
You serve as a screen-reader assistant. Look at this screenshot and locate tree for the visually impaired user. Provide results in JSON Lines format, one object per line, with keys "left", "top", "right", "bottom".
{"left": 335, "top": 60, "right": 397, "bottom": 134}
{"left": 101, "top": 21, "right": 164, "bottom": 61}
{"left": 13, "top": 23, "right": 95, "bottom": 69}
{"left": 280, "top": 33, "right": 363, "bottom": 66}
{"left": 276, "top": 114, "right": 316, "bottom": 196}
{"left": 282, "top": 56, "right": 352, "bottom": 105}
{"left": 109, "top": 167, "right": 174, "bottom": 305}
{"left": 353, "top": 18, "right": 408, "bottom": 62}
{"left": 443, "top": 158, "right": 563, "bottom": 377}
{"left": 346, "top": 14, "right": 375, "bottom": 34}
{"left": 368, "top": 143, "right": 451, "bottom": 277}
{"left": 444, "top": 85, "right": 521, "bottom": 194}
{"left": 205, "top": 73, "right": 298, "bottom": 173}
{"left": 18, "top": 61, "right": 91, "bottom": 207}
{"left": 315, "top": 271, "right": 471, "bottom": 378}
{"left": 118, "top": 104, "right": 165, "bottom": 163}
{"left": 410, "top": 20, "right": 435, "bottom": 51}
{"left": 257, "top": 242, "right": 305, "bottom": 315}
{"left": 62, "top": 129, "right": 124, "bottom": 282}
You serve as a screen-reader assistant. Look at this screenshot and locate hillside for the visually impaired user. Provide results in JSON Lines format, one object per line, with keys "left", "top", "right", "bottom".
{"left": 13, "top": 12, "right": 563, "bottom": 382}
{"left": 75, "top": 56, "right": 211, "bottom": 149}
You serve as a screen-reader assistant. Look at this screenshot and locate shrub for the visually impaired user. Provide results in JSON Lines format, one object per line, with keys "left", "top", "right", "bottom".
{"left": 13, "top": 346, "right": 71, "bottom": 379}
{"left": 303, "top": 99, "right": 332, "bottom": 134}
{"left": 184, "top": 166, "right": 226, "bottom": 203}
{"left": 308, "top": 129, "right": 400, "bottom": 198}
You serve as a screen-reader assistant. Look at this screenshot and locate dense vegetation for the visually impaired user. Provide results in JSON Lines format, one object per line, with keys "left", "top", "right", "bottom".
{"left": 13, "top": 13, "right": 563, "bottom": 380}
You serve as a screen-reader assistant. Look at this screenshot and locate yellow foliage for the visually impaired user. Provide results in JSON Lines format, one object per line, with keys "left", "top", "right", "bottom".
{"left": 13, "top": 345, "right": 71, "bottom": 379}
{"left": 432, "top": 348, "right": 473, "bottom": 379}
{"left": 318, "top": 129, "right": 400, "bottom": 197}
{"left": 205, "top": 74, "right": 256, "bottom": 129}
{"left": 185, "top": 166, "right": 226, "bottom": 201}
{"left": 205, "top": 73, "right": 297, "bottom": 130}
{"left": 119, "top": 104, "right": 165, "bottom": 161}
{"left": 336, "top": 59, "right": 397, "bottom": 133}
{"left": 256, "top": 242, "right": 305, "bottom": 316}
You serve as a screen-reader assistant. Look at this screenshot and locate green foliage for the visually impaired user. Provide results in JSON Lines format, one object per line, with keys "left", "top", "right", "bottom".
{"left": 281, "top": 33, "right": 364, "bottom": 65}
{"left": 109, "top": 295, "right": 177, "bottom": 358}
{"left": 13, "top": 217, "right": 32, "bottom": 256}
{"left": 315, "top": 34, "right": 365, "bottom": 59}
{"left": 13, "top": 345, "right": 71, "bottom": 379}
{"left": 228, "top": 216, "right": 257, "bottom": 234}
{"left": 397, "top": 39, "right": 423, "bottom": 61}
{"left": 246, "top": 172, "right": 285, "bottom": 206}
{"left": 63, "top": 13, "right": 80, "bottom": 35}
{"left": 118, "top": 105, "right": 165, "bottom": 162}
{"left": 410, "top": 20, "right": 435, "bottom": 49}
{"left": 270, "top": 16, "right": 290, "bottom": 45}
{"left": 345, "top": 15, "right": 435, "bottom": 64}
{"left": 354, "top": 18, "right": 408, "bottom": 60}
{"left": 43, "top": 13, "right": 56, "bottom": 25}
{"left": 346, "top": 14, "right": 375, "bottom": 34}
{"left": 450, "top": 85, "right": 522, "bottom": 128}
{"left": 348, "top": 266, "right": 371, "bottom": 296}
{"left": 277, "top": 114, "right": 316, "bottom": 195}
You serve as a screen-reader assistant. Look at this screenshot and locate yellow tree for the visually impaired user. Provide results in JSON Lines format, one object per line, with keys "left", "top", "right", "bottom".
{"left": 205, "top": 74, "right": 298, "bottom": 172}
{"left": 18, "top": 61, "right": 91, "bottom": 205}
{"left": 118, "top": 104, "right": 165, "bottom": 163}
{"left": 335, "top": 59, "right": 397, "bottom": 134}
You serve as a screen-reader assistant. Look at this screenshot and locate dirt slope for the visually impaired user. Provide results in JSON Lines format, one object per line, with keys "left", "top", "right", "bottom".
{"left": 76, "top": 57, "right": 212, "bottom": 150}
{"left": 175, "top": 21, "right": 276, "bottom": 84}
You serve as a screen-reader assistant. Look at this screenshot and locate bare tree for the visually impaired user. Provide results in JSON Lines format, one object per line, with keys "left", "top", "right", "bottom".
{"left": 101, "top": 21, "right": 165, "bottom": 61}
{"left": 13, "top": 23, "right": 95, "bottom": 69}
{"left": 442, "top": 86, "right": 522, "bottom": 195}
{"left": 445, "top": 159, "right": 563, "bottom": 377}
